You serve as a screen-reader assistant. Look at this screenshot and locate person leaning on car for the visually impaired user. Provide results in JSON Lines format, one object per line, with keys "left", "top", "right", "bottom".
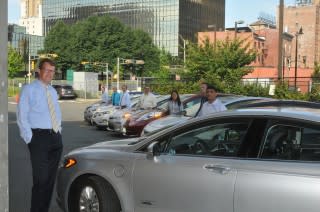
{"left": 101, "top": 86, "right": 109, "bottom": 104}
{"left": 197, "top": 84, "right": 227, "bottom": 117}
{"left": 138, "top": 86, "right": 157, "bottom": 109}
{"left": 16, "top": 58, "right": 63, "bottom": 212}
{"left": 167, "top": 90, "right": 184, "bottom": 115}
{"left": 194, "top": 82, "right": 208, "bottom": 117}
{"left": 119, "top": 85, "right": 131, "bottom": 109}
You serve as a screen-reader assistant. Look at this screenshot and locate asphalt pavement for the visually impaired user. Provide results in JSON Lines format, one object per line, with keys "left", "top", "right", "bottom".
{"left": 8, "top": 98, "right": 121, "bottom": 212}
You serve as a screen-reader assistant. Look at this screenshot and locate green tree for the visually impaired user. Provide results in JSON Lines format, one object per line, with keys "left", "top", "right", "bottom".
{"left": 42, "top": 15, "right": 160, "bottom": 77}
{"left": 8, "top": 45, "right": 24, "bottom": 78}
{"left": 185, "top": 37, "right": 257, "bottom": 92}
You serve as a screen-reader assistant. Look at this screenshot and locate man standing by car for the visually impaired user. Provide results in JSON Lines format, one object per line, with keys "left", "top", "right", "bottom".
{"left": 138, "top": 86, "right": 157, "bottom": 109}
{"left": 111, "top": 86, "right": 120, "bottom": 106}
{"left": 101, "top": 86, "right": 109, "bottom": 104}
{"left": 17, "top": 58, "right": 63, "bottom": 212}
{"left": 119, "top": 85, "right": 131, "bottom": 109}
{"left": 195, "top": 82, "right": 208, "bottom": 117}
{"left": 197, "top": 84, "right": 227, "bottom": 117}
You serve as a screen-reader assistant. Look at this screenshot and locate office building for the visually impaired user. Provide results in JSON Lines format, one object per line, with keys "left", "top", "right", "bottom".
{"left": 20, "top": 0, "right": 225, "bottom": 56}
{"left": 8, "top": 24, "right": 44, "bottom": 58}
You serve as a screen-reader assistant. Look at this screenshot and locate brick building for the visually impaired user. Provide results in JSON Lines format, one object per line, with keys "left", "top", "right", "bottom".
{"left": 282, "top": 0, "right": 320, "bottom": 69}
{"left": 198, "top": 20, "right": 314, "bottom": 93}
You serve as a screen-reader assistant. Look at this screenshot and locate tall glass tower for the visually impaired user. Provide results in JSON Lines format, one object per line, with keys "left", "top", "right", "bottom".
{"left": 42, "top": 0, "right": 225, "bottom": 56}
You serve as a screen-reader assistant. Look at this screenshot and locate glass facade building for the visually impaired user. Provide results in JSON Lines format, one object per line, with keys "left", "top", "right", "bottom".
{"left": 8, "top": 24, "right": 44, "bottom": 57}
{"left": 42, "top": 0, "right": 225, "bottom": 56}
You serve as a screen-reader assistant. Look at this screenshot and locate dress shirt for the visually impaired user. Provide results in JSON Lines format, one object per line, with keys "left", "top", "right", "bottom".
{"left": 120, "top": 91, "right": 131, "bottom": 109}
{"left": 197, "top": 98, "right": 227, "bottom": 118}
{"left": 167, "top": 101, "right": 184, "bottom": 115}
{"left": 17, "top": 80, "right": 62, "bottom": 144}
{"left": 111, "top": 92, "right": 120, "bottom": 106}
{"left": 139, "top": 93, "right": 157, "bottom": 109}
{"left": 101, "top": 92, "right": 109, "bottom": 103}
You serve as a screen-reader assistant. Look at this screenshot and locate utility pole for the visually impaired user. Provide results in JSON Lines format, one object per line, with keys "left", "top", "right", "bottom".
{"left": 278, "top": 0, "right": 284, "bottom": 81}
{"left": 0, "top": 0, "right": 9, "bottom": 210}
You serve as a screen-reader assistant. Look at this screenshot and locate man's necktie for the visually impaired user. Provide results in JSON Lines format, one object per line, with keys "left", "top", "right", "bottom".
{"left": 46, "top": 87, "right": 59, "bottom": 133}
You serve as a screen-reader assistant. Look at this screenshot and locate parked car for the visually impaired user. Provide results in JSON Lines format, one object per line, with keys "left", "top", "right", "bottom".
{"left": 91, "top": 97, "right": 141, "bottom": 130}
{"left": 83, "top": 101, "right": 108, "bottom": 124}
{"left": 122, "top": 94, "right": 200, "bottom": 136}
{"left": 84, "top": 93, "right": 141, "bottom": 124}
{"left": 57, "top": 104, "right": 320, "bottom": 212}
{"left": 52, "top": 84, "right": 76, "bottom": 99}
{"left": 143, "top": 96, "right": 273, "bottom": 135}
{"left": 107, "top": 95, "right": 170, "bottom": 133}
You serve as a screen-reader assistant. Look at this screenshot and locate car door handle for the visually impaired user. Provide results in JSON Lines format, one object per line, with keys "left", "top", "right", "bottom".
{"left": 203, "top": 164, "right": 231, "bottom": 175}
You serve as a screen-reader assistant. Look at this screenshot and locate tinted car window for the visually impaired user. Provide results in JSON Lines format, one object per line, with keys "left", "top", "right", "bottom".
{"left": 261, "top": 124, "right": 320, "bottom": 161}
{"left": 164, "top": 122, "right": 249, "bottom": 157}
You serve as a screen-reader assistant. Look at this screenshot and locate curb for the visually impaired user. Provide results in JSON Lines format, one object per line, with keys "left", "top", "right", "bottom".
{"left": 75, "top": 98, "right": 100, "bottom": 102}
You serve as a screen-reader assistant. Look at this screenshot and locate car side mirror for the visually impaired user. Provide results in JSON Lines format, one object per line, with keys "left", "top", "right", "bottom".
{"left": 147, "top": 141, "right": 161, "bottom": 159}
{"left": 181, "top": 110, "right": 187, "bottom": 116}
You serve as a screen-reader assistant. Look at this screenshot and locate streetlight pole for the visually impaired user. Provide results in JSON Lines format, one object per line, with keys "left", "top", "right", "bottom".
{"left": 294, "top": 27, "right": 303, "bottom": 91}
{"left": 178, "top": 35, "right": 186, "bottom": 69}
{"left": 28, "top": 54, "right": 31, "bottom": 83}
{"left": 234, "top": 20, "right": 244, "bottom": 39}
{"left": 208, "top": 24, "right": 217, "bottom": 48}
{"left": 105, "top": 63, "right": 108, "bottom": 93}
{"left": 117, "top": 57, "right": 120, "bottom": 91}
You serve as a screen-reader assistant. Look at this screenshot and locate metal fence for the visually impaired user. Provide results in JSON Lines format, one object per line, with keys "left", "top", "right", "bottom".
{"left": 8, "top": 76, "right": 317, "bottom": 98}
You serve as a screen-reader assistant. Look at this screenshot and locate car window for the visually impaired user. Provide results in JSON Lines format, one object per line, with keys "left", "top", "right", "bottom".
{"left": 184, "top": 97, "right": 202, "bottom": 117}
{"left": 163, "top": 122, "right": 249, "bottom": 157}
{"left": 260, "top": 124, "right": 320, "bottom": 161}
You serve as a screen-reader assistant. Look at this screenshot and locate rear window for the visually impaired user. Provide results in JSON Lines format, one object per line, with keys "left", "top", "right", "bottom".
{"left": 62, "top": 85, "right": 73, "bottom": 89}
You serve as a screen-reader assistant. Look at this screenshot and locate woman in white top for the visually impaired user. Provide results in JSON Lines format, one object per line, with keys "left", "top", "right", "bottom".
{"left": 167, "top": 90, "right": 184, "bottom": 115}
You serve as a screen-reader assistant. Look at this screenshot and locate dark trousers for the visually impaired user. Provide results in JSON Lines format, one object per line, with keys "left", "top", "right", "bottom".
{"left": 28, "top": 129, "right": 63, "bottom": 212}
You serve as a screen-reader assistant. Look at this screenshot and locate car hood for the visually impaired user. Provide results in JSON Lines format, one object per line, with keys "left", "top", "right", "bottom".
{"left": 68, "top": 138, "right": 141, "bottom": 155}
{"left": 148, "top": 115, "right": 191, "bottom": 128}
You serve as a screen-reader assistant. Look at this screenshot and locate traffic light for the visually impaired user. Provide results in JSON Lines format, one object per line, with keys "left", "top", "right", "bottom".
{"left": 31, "top": 61, "right": 35, "bottom": 70}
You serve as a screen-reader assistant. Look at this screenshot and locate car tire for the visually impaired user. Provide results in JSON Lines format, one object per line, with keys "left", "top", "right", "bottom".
{"left": 96, "top": 126, "right": 106, "bottom": 130}
{"left": 69, "top": 176, "right": 121, "bottom": 212}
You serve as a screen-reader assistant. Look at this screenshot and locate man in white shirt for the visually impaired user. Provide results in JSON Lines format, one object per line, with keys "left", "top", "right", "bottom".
{"left": 197, "top": 84, "right": 227, "bottom": 117}
{"left": 138, "top": 86, "right": 157, "bottom": 109}
{"left": 119, "top": 85, "right": 131, "bottom": 109}
{"left": 101, "top": 85, "right": 109, "bottom": 104}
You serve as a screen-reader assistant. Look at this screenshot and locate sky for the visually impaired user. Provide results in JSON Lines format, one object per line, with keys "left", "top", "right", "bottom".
{"left": 8, "top": 0, "right": 297, "bottom": 27}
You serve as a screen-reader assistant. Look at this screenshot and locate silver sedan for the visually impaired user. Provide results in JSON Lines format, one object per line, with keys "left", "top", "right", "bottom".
{"left": 57, "top": 105, "right": 320, "bottom": 212}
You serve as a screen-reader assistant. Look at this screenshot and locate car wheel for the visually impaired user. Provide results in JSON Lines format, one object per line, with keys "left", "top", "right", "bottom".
{"left": 69, "top": 176, "right": 121, "bottom": 212}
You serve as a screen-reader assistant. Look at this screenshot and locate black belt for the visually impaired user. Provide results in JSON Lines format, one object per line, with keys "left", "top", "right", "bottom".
{"left": 32, "top": 128, "right": 59, "bottom": 134}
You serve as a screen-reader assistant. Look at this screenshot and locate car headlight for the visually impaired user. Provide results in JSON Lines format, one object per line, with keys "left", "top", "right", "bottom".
{"left": 123, "top": 112, "right": 132, "bottom": 120}
{"left": 154, "top": 111, "right": 163, "bottom": 119}
{"left": 63, "top": 158, "right": 77, "bottom": 168}
{"left": 138, "top": 111, "right": 163, "bottom": 121}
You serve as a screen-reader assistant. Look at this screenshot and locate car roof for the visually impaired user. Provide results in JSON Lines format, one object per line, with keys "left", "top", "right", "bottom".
{"left": 209, "top": 106, "right": 320, "bottom": 123}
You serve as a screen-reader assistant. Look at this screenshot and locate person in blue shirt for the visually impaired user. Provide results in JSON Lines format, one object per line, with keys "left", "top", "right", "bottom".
{"left": 111, "top": 86, "right": 120, "bottom": 106}
{"left": 16, "top": 58, "right": 63, "bottom": 212}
